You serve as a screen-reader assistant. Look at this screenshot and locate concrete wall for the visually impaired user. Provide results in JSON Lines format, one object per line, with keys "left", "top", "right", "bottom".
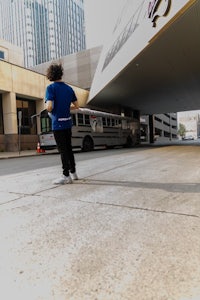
{"left": 0, "top": 39, "right": 24, "bottom": 67}
{"left": 31, "top": 46, "right": 102, "bottom": 90}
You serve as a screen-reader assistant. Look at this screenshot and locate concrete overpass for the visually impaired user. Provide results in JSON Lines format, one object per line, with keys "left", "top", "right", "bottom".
{"left": 88, "top": 0, "right": 200, "bottom": 115}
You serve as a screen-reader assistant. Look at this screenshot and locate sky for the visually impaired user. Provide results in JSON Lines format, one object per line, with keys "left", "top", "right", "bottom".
{"left": 84, "top": 0, "right": 124, "bottom": 49}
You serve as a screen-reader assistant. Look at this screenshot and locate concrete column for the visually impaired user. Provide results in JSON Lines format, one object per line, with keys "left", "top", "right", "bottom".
{"left": 169, "top": 114, "right": 172, "bottom": 140}
{"left": 2, "top": 92, "right": 17, "bottom": 134}
{"left": 2, "top": 92, "right": 18, "bottom": 151}
{"left": 149, "top": 114, "right": 154, "bottom": 144}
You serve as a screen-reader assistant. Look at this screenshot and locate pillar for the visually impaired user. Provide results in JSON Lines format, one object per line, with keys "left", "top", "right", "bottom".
{"left": 149, "top": 114, "right": 154, "bottom": 144}
{"left": 2, "top": 92, "right": 18, "bottom": 151}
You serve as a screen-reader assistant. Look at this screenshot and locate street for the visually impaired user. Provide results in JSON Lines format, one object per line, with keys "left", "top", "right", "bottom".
{"left": 0, "top": 147, "right": 135, "bottom": 176}
{"left": 1, "top": 139, "right": 200, "bottom": 176}
{"left": 1, "top": 144, "right": 200, "bottom": 300}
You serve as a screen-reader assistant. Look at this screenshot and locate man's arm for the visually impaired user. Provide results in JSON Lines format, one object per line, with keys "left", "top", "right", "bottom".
{"left": 46, "top": 100, "right": 53, "bottom": 112}
{"left": 70, "top": 100, "right": 80, "bottom": 110}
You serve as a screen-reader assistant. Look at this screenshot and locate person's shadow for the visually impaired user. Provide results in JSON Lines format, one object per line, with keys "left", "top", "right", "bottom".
{"left": 81, "top": 178, "right": 200, "bottom": 194}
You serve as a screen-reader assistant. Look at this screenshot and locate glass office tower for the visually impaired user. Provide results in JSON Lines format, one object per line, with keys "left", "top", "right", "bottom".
{"left": 0, "top": 0, "right": 86, "bottom": 67}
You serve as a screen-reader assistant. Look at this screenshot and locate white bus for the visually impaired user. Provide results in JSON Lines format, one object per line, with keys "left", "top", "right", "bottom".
{"left": 33, "top": 108, "right": 140, "bottom": 151}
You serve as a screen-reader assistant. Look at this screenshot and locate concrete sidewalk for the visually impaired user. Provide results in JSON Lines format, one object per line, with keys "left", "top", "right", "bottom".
{"left": 1, "top": 145, "right": 200, "bottom": 300}
{"left": 0, "top": 150, "right": 35, "bottom": 159}
{"left": 0, "top": 149, "right": 57, "bottom": 159}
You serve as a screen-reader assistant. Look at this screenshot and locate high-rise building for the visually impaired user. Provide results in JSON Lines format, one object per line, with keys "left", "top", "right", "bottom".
{"left": 0, "top": 0, "right": 86, "bottom": 67}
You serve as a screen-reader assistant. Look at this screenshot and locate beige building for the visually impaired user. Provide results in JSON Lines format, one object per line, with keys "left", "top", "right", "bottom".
{"left": 0, "top": 42, "right": 89, "bottom": 152}
{"left": 0, "top": 39, "right": 24, "bottom": 67}
{"left": 31, "top": 46, "right": 102, "bottom": 90}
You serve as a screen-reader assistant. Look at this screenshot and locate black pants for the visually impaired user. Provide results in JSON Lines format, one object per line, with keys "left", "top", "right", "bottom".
{"left": 53, "top": 129, "right": 76, "bottom": 177}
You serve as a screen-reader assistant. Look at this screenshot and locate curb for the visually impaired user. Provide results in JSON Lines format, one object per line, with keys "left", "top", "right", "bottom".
{"left": 0, "top": 151, "right": 55, "bottom": 160}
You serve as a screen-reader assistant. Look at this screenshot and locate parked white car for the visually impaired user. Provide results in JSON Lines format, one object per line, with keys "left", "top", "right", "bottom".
{"left": 182, "top": 135, "right": 194, "bottom": 140}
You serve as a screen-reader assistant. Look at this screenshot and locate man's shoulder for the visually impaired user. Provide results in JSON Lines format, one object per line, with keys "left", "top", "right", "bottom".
{"left": 64, "top": 83, "right": 75, "bottom": 94}
{"left": 47, "top": 82, "right": 54, "bottom": 90}
{"left": 65, "top": 83, "right": 73, "bottom": 90}
{"left": 52, "top": 82, "right": 75, "bottom": 95}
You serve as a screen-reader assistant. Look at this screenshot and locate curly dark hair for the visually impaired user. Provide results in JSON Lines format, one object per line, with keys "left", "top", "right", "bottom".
{"left": 46, "top": 63, "right": 63, "bottom": 81}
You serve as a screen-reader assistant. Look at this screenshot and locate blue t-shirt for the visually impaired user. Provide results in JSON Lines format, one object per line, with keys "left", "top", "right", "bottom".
{"left": 45, "top": 82, "right": 77, "bottom": 130}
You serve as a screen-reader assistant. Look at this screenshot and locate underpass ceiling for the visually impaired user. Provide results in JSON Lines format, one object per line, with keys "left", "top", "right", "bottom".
{"left": 89, "top": 0, "right": 200, "bottom": 115}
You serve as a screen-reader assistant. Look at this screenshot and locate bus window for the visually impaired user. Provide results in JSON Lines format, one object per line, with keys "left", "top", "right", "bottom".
{"left": 41, "top": 117, "right": 51, "bottom": 133}
{"left": 107, "top": 118, "right": 111, "bottom": 127}
{"left": 111, "top": 119, "right": 115, "bottom": 127}
{"left": 115, "top": 119, "right": 119, "bottom": 128}
{"left": 85, "top": 114, "right": 90, "bottom": 125}
{"left": 102, "top": 117, "right": 107, "bottom": 126}
{"left": 78, "top": 113, "right": 84, "bottom": 125}
{"left": 72, "top": 114, "right": 76, "bottom": 126}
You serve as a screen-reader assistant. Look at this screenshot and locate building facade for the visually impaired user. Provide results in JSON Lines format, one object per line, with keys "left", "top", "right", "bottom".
{"left": 0, "top": 47, "right": 88, "bottom": 152}
{"left": 32, "top": 46, "right": 103, "bottom": 90}
{"left": 0, "top": 0, "right": 86, "bottom": 67}
{"left": 154, "top": 113, "right": 178, "bottom": 141}
{"left": 0, "top": 39, "right": 24, "bottom": 67}
{"left": 140, "top": 113, "right": 178, "bottom": 143}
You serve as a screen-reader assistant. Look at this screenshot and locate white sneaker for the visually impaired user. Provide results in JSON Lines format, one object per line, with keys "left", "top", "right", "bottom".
{"left": 70, "top": 172, "right": 78, "bottom": 180}
{"left": 53, "top": 175, "right": 72, "bottom": 185}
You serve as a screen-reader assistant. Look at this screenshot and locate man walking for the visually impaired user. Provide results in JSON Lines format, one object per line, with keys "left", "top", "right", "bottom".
{"left": 45, "top": 63, "right": 79, "bottom": 184}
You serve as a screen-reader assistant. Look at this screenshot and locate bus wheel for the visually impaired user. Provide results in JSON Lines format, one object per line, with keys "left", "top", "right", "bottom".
{"left": 82, "top": 136, "right": 94, "bottom": 152}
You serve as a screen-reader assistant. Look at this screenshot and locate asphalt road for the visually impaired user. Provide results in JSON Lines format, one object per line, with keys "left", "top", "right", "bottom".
{"left": 0, "top": 147, "right": 139, "bottom": 176}
{"left": 1, "top": 140, "right": 199, "bottom": 176}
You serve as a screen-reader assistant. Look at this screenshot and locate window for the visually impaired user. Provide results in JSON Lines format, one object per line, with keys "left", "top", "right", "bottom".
{"left": 111, "top": 119, "right": 115, "bottom": 127}
{"left": 107, "top": 118, "right": 111, "bottom": 127}
{"left": 41, "top": 116, "right": 51, "bottom": 133}
{"left": 85, "top": 115, "right": 90, "bottom": 125}
{"left": 72, "top": 114, "right": 76, "bottom": 126}
{"left": 154, "top": 116, "right": 162, "bottom": 123}
{"left": 77, "top": 113, "right": 84, "bottom": 125}
{"left": 0, "top": 95, "right": 4, "bottom": 134}
{"left": 16, "top": 98, "right": 36, "bottom": 134}
{"left": 102, "top": 117, "right": 107, "bottom": 126}
{"left": 163, "top": 121, "right": 169, "bottom": 126}
{"left": 40, "top": 110, "right": 51, "bottom": 133}
{"left": 0, "top": 50, "right": 5, "bottom": 59}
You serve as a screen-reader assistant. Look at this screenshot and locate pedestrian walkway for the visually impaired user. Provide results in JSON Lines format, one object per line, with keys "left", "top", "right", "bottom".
{"left": 1, "top": 145, "right": 200, "bottom": 300}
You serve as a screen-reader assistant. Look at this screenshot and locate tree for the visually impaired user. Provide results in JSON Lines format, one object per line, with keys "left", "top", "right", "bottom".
{"left": 178, "top": 123, "right": 186, "bottom": 138}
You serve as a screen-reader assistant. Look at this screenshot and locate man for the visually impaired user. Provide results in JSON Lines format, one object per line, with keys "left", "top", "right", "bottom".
{"left": 45, "top": 63, "right": 79, "bottom": 184}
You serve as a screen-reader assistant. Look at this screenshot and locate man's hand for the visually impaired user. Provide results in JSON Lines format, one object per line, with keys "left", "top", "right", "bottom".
{"left": 70, "top": 100, "right": 79, "bottom": 110}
